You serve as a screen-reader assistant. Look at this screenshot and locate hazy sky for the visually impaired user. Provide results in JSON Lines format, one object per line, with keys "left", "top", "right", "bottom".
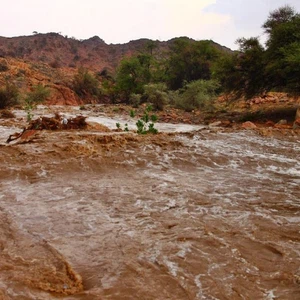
{"left": 1, "top": 0, "right": 300, "bottom": 50}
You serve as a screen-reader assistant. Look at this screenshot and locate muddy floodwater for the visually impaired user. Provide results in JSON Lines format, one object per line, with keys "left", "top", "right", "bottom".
{"left": 0, "top": 107, "right": 300, "bottom": 299}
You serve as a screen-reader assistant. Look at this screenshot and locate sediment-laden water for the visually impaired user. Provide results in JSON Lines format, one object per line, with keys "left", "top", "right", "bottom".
{"left": 0, "top": 107, "right": 299, "bottom": 299}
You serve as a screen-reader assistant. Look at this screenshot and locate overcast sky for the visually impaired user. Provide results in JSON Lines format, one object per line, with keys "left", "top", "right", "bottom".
{"left": 1, "top": 0, "right": 300, "bottom": 50}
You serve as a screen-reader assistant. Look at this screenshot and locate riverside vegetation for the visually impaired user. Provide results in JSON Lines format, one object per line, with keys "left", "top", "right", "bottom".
{"left": 0, "top": 5, "right": 299, "bottom": 125}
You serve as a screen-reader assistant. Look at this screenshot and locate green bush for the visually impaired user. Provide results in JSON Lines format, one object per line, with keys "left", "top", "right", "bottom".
{"left": 133, "top": 105, "right": 158, "bottom": 134}
{"left": 0, "top": 81, "right": 19, "bottom": 109}
{"left": 175, "top": 79, "right": 220, "bottom": 112}
{"left": 129, "top": 93, "right": 142, "bottom": 108}
{"left": 143, "top": 83, "right": 168, "bottom": 111}
{"left": 25, "top": 83, "right": 50, "bottom": 104}
{"left": 72, "top": 68, "right": 101, "bottom": 99}
{"left": 24, "top": 84, "right": 50, "bottom": 121}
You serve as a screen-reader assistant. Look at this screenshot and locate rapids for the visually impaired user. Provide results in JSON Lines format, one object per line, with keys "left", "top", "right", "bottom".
{"left": 0, "top": 106, "right": 299, "bottom": 299}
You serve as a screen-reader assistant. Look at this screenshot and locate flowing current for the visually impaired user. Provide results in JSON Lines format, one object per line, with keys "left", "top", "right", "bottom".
{"left": 0, "top": 108, "right": 299, "bottom": 299}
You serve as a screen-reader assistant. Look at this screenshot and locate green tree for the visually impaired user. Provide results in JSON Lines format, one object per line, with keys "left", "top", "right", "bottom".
{"left": 114, "top": 54, "right": 153, "bottom": 101}
{"left": 212, "top": 53, "right": 239, "bottom": 94}
{"left": 263, "top": 5, "right": 296, "bottom": 34}
{"left": 236, "top": 37, "right": 266, "bottom": 98}
{"left": 263, "top": 6, "right": 300, "bottom": 93}
{"left": 165, "top": 38, "right": 220, "bottom": 90}
{"left": 214, "top": 5, "right": 300, "bottom": 98}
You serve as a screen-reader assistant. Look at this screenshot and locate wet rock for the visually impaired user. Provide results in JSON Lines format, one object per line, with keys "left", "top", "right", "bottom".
{"left": 242, "top": 121, "right": 257, "bottom": 129}
{"left": 209, "top": 121, "right": 222, "bottom": 127}
{"left": 276, "top": 119, "right": 288, "bottom": 125}
{"left": 221, "top": 120, "right": 232, "bottom": 127}
{"left": 293, "top": 118, "right": 300, "bottom": 130}
{"left": 0, "top": 109, "right": 15, "bottom": 119}
{"left": 265, "top": 120, "right": 275, "bottom": 127}
{"left": 274, "top": 120, "right": 292, "bottom": 129}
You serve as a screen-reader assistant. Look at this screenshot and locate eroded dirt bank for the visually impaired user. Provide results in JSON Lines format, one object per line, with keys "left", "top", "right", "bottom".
{"left": 0, "top": 113, "right": 300, "bottom": 299}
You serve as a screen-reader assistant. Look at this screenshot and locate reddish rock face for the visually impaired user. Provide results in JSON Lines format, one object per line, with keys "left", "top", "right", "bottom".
{"left": 48, "top": 85, "right": 81, "bottom": 106}
{"left": 265, "top": 120, "right": 275, "bottom": 127}
{"left": 293, "top": 118, "right": 300, "bottom": 129}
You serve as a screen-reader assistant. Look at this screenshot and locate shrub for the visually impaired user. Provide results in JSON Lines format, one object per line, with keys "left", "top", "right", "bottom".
{"left": 175, "top": 79, "right": 220, "bottom": 112}
{"left": 143, "top": 83, "right": 168, "bottom": 111}
{"left": 133, "top": 105, "right": 158, "bottom": 134}
{"left": 25, "top": 83, "right": 50, "bottom": 104}
{"left": 0, "top": 81, "right": 19, "bottom": 109}
{"left": 129, "top": 93, "right": 141, "bottom": 107}
{"left": 72, "top": 68, "right": 101, "bottom": 99}
{"left": 24, "top": 84, "right": 50, "bottom": 121}
{"left": 116, "top": 105, "right": 158, "bottom": 134}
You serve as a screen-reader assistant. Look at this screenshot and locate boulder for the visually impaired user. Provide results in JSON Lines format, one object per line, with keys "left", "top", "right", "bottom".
{"left": 276, "top": 119, "right": 287, "bottom": 125}
{"left": 296, "top": 107, "right": 300, "bottom": 120}
{"left": 209, "top": 121, "right": 222, "bottom": 127}
{"left": 293, "top": 118, "right": 300, "bottom": 130}
{"left": 265, "top": 120, "right": 275, "bottom": 127}
{"left": 242, "top": 121, "right": 257, "bottom": 129}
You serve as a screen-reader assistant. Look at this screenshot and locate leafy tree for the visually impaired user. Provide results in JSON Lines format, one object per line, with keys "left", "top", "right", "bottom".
{"left": 114, "top": 56, "right": 144, "bottom": 100}
{"left": 214, "top": 5, "right": 300, "bottom": 98}
{"left": 263, "top": 5, "right": 296, "bottom": 34}
{"left": 165, "top": 38, "right": 220, "bottom": 90}
{"left": 212, "top": 53, "right": 239, "bottom": 94}
{"left": 236, "top": 37, "right": 266, "bottom": 98}
{"left": 263, "top": 6, "right": 300, "bottom": 93}
{"left": 114, "top": 54, "right": 153, "bottom": 101}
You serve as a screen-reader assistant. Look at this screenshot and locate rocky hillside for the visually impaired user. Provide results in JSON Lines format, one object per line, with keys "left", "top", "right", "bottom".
{"left": 0, "top": 33, "right": 232, "bottom": 73}
{"left": 0, "top": 56, "right": 81, "bottom": 105}
{"left": 0, "top": 33, "right": 233, "bottom": 105}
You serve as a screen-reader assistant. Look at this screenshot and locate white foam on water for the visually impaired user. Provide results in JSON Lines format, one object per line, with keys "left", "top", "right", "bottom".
{"left": 163, "top": 258, "right": 179, "bottom": 277}
{"left": 265, "top": 289, "right": 276, "bottom": 300}
{"left": 176, "top": 241, "right": 192, "bottom": 259}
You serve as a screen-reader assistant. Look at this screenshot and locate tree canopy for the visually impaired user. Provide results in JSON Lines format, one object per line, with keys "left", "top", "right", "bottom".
{"left": 112, "top": 5, "right": 299, "bottom": 104}
{"left": 214, "top": 5, "right": 300, "bottom": 98}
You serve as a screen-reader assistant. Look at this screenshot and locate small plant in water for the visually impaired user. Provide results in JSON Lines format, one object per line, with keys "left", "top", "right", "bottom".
{"left": 133, "top": 105, "right": 158, "bottom": 134}
{"left": 115, "top": 122, "right": 129, "bottom": 131}
{"left": 116, "top": 105, "right": 158, "bottom": 134}
{"left": 130, "top": 110, "right": 135, "bottom": 118}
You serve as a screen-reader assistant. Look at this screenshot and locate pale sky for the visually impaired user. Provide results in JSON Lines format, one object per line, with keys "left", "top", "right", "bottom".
{"left": 1, "top": 0, "right": 300, "bottom": 50}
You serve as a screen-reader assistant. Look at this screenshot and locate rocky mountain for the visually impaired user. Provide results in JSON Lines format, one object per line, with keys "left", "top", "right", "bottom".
{"left": 0, "top": 33, "right": 233, "bottom": 105}
{"left": 0, "top": 33, "right": 232, "bottom": 73}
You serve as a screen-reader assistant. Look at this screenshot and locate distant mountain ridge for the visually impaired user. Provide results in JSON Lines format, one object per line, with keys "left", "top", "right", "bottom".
{"left": 0, "top": 32, "right": 233, "bottom": 73}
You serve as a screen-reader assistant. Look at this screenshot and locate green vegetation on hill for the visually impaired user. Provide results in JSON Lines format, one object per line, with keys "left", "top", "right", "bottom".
{"left": 110, "top": 5, "right": 299, "bottom": 111}
{"left": 0, "top": 5, "right": 299, "bottom": 114}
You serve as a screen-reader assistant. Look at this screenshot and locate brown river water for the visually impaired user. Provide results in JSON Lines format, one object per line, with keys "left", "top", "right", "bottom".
{"left": 0, "top": 107, "right": 299, "bottom": 299}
